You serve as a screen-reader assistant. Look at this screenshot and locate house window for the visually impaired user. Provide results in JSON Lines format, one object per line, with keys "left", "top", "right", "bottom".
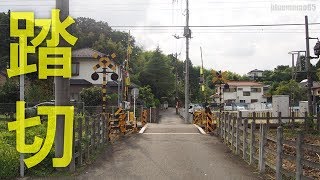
{"left": 240, "top": 100, "right": 246, "bottom": 103}
{"left": 72, "top": 62, "right": 79, "bottom": 76}
{"left": 238, "top": 88, "right": 243, "bottom": 91}
{"left": 243, "top": 91, "right": 250, "bottom": 96}
{"left": 251, "top": 99, "right": 258, "bottom": 103}
{"left": 224, "top": 88, "right": 236, "bottom": 92}
{"left": 251, "top": 88, "right": 261, "bottom": 92}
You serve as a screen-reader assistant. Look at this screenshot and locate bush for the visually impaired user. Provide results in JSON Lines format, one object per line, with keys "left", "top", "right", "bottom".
{"left": 0, "top": 120, "right": 55, "bottom": 178}
{"left": 0, "top": 143, "right": 19, "bottom": 179}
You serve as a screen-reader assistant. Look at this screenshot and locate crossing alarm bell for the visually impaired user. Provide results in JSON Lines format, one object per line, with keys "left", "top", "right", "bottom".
{"left": 111, "top": 73, "right": 119, "bottom": 81}
{"left": 91, "top": 72, "right": 99, "bottom": 81}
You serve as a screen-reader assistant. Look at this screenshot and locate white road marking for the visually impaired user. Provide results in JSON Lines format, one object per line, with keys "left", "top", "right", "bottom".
{"left": 143, "top": 133, "right": 200, "bottom": 135}
{"left": 193, "top": 124, "right": 206, "bottom": 134}
{"left": 139, "top": 124, "right": 148, "bottom": 134}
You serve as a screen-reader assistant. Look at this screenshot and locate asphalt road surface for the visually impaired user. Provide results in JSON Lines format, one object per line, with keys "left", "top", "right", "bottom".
{"left": 76, "top": 108, "right": 262, "bottom": 180}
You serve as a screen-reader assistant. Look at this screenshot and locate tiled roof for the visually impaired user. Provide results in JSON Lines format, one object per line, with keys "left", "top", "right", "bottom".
{"left": 70, "top": 79, "right": 92, "bottom": 85}
{"left": 226, "top": 81, "right": 264, "bottom": 87}
{"left": 107, "top": 81, "right": 139, "bottom": 88}
{"left": 72, "top": 48, "right": 106, "bottom": 58}
{"left": 248, "top": 69, "right": 263, "bottom": 73}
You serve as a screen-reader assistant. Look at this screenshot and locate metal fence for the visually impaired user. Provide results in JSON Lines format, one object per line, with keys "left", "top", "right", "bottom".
{"left": 215, "top": 111, "right": 320, "bottom": 180}
{"left": 69, "top": 114, "right": 107, "bottom": 171}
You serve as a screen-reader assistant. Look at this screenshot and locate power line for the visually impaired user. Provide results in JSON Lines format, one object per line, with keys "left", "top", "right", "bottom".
{"left": 109, "top": 23, "right": 320, "bottom": 28}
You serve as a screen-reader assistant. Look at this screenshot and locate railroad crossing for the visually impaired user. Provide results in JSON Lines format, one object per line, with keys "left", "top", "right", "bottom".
{"left": 76, "top": 108, "right": 262, "bottom": 180}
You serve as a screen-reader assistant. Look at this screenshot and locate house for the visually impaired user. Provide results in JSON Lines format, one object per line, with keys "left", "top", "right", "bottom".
{"left": 247, "top": 69, "right": 263, "bottom": 80}
{"left": 71, "top": 48, "right": 137, "bottom": 102}
{"left": 214, "top": 81, "right": 267, "bottom": 105}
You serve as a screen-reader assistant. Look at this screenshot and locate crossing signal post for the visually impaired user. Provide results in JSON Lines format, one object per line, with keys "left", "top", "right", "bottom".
{"left": 212, "top": 70, "right": 228, "bottom": 114}
{"left": 91, "top": 53, "right": 119, "bottom": 114}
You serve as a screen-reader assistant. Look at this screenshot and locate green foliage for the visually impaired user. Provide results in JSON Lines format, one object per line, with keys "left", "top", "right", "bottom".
{"left": 273, "top": 80, "right": 307, "bottom": 105}
{"left": 26, "top": 79, "right": 54, "bottom": 103}
{"left": 108, "top": 93, "right": 118, "bottom": 105}
{"left": 0, "top": 120, "right": 55, "bottom": 178}
{"left": 80, "top": 86, "right": 103, "bottom": 106}
{"left": 139, "top": 48, "right": 175, "bottom": 100}
{"left": 0, "top": 80, "right": 19, "bottom": 118}
{"left": 139, "top": 85, "right": 156, "bottom": 107}
{"left": 92, "top": 34, "right": 127, "bottom": 65}
{"left": 0, "top": 11, "right": 10, "bottom": 71}
{"left": 0, "top": 79, "right": 19, "bottom": 103}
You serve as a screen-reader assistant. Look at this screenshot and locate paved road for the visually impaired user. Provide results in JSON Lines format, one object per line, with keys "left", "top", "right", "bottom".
{"left": 77, "top": 108, "right": 262, "bottom": 180}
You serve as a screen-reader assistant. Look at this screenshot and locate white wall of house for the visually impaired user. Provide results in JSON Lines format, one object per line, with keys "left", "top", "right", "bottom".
{"left": 248, "top": 71, "right": 263, "bottom": 77}
{"left": 216, "top": 85, "right": 267, "bottom": 104}
{"left": 71, "top": 58, "right": 121, "bottom": 84}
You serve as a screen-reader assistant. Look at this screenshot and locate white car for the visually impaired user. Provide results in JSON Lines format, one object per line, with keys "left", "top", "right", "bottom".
{"left": 189, "top": 104, "right": 203, "bottom": 114}
{"left": 236, "top": 106, "right": 245, "bottom": 110}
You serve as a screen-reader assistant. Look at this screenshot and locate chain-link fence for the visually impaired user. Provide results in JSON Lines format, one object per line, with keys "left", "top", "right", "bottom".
{"left": 0, "top": 102, "right": 86, "bottom": 121}
{"left": 0, "top": 103, "right": 16, "bottom": 121}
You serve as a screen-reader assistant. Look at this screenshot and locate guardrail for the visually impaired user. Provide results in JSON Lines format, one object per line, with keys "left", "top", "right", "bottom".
{"left": 215, "top": 112, "right": 320, "bottom": 180}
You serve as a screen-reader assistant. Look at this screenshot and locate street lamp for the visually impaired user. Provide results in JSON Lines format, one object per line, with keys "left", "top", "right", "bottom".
{"left": 288, "top": 51, "right": 306, "bottom": 80}
{"left": 288, "top": 51, "right": 306, "bottom": 114}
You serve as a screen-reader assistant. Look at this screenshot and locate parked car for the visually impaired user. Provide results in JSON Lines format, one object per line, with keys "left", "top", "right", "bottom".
{"left": 236, "top": 106, "right": 246, "bottom": 110}
{"left": 188, "top": 104, "right": 203, "bottom": 114}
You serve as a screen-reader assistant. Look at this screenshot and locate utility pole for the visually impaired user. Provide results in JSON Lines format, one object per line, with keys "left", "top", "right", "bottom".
{"left": 19, "top": 76, "right": 24, "bottom": 177}
{"left": 291, "top": 53, "right": 295, "bottom": 79}
{"left": 305, "top": 15, "right": 313, "bottom": 116}
{"left": 175, "top": 53, "right": 178, "bottom": 114}
{"left": 184, "top": 0, "right": 191, "bottom": 123}
{"left": 200, "top": 47, "right": 205, "bottom": 102}
{"left": 55, "top": 0, "right": 70, "bottom": 169}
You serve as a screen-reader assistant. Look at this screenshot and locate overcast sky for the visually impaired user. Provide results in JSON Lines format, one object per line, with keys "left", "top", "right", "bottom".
{"left": 1, "top": 0, "right": 320, "bottom": 74}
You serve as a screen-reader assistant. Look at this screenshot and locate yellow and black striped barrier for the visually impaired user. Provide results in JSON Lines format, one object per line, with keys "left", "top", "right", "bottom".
{"left": 205, "top": 110, "right": 217, "bottom": 133}
{"left": 193, "top": 110, "right": 204, "bottom": 125}
{"left": 141, "top": 110, "right": 148, "bottom": 126}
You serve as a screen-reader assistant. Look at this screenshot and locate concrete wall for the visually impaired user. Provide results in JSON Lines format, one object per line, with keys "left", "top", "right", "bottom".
{"left": 272, "top": 95, "right": 289, "bottom": 117}
{"left": 299, "top": 101, "right": 308, "bottom": 116}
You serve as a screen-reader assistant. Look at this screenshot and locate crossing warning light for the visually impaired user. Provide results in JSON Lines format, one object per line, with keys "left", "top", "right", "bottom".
{"left": 111, "top": 73, "right": 119, "bottom": 81}
{"left": 91, "top": 72, "right": 99, "bottom": 81}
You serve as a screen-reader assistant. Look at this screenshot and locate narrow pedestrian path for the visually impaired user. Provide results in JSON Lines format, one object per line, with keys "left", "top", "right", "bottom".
{"left": 76, "top": 108, "right": 262, "bottom": 180}
{"left": 144, "top": 109, "right": 199, "bottom": 134}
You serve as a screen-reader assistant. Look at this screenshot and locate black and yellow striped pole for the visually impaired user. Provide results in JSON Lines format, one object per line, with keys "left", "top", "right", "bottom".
{"left": 124, "top": 31, "right": 132, "bottom": 102}
{"left": 92, "top": 53, "right": 117, "bottom": 114}
{"left": 92, "top": 53, "right": 118, "bottom": 141}
{"left": 212, "top": 70, "right": 228, "bottom": 113}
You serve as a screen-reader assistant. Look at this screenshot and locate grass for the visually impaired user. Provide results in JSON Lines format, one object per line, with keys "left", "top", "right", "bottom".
{"left": 0, "top": 113, "right": 106, "bottom": 179}
{"left": 0, "top": 120, "right": 67, "bottom": 179}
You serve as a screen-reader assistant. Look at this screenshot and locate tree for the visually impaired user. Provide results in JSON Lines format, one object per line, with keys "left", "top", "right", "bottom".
{"left": 0, "top": 11, "right": 10, "bottom": 71}
{"left": 274, "top": 80, "right": 307, "bottom": 105}
{"left": 0, "top": 79, "right": 19, "bottom": 117}
{"left": 26, "top": 79, "right": 54, "bottom": 103}
{"left": 139, "top": 85, "right": 156, "bottom": 107}
{"left": 139, "top": 48, "right": 175, "bottom": 100}
{"left": 0, "top": 79, "right": 19, "bottom": 103}
{"left": 92, "top": 34, "right": 127, "bottom": 65}
{"left": 79, "top": 86, "right": 103, "bottom": 106}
